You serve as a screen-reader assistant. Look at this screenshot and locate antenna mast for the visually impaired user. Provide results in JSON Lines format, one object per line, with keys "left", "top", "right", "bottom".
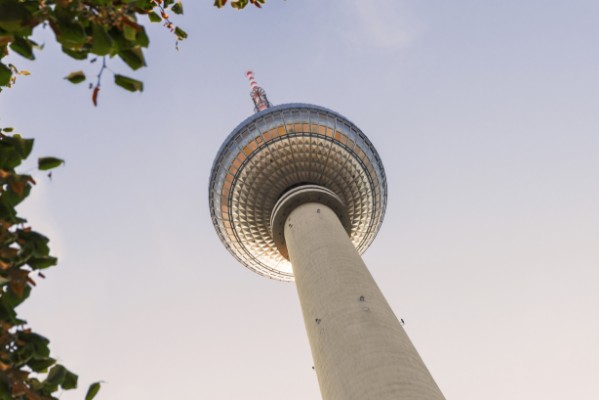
{"left": 246, "top": 70, "right": 272, "bottom": 113}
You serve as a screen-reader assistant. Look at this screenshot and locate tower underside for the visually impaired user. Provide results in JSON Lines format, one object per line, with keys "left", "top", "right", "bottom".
{"left": 209, "top": 104, "right": 387, "bottom": 281}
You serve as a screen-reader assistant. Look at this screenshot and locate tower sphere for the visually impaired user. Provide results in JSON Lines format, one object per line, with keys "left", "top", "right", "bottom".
{"left": 209, "top": 103, "right": 387, "bottom": 281}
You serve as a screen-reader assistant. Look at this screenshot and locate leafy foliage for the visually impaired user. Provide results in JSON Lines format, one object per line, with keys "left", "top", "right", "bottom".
{"left": 84, "top": 382, "right": 101, "bottom": 400}
{"left": 0, "top": 127, "right": 95, "bottom": 400}
{"left": 37, "top": 157, "right": 64, "bottom": 171}
{"left": 0, "top": 0, "right": 188, "bottom": 105}
{"left": 214, "top": 0, "right": 265, "bottom": 9}
{"left": 64, "top": 71, "right": 85, "bottom": 84}
{"left": 0, "top": 0, "right": 265, "bottom": 102}
{"left": 114, "top": 74, "right": 142, "bottom": 92}
{"left": 0, "top": 0, "right": 267, "bottom": 398}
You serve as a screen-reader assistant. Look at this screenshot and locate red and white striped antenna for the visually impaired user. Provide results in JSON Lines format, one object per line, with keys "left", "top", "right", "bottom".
{"left": 246, "top": 70, "right": 272, "bottom": 113}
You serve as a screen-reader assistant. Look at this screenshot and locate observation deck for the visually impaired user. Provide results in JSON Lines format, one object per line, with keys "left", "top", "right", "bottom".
{"left": 209, "top": 103, "right": 387, "bottom": 281}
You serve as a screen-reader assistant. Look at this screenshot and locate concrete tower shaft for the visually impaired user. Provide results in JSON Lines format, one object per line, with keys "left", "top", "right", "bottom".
{"left": 280, "top": 199, "right": 445, "bottom": 400}
{"left": 268, "top": 185, "right": 446, "bottom": 400}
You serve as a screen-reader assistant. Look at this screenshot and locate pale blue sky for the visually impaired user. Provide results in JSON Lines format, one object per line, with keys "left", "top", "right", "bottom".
{"left": 1, "top": 1, "right": 598, "bottom": 399}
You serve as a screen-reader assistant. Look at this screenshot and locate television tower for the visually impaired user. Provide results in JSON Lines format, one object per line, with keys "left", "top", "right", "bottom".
{"left": 208, "top": 72, "right": 445, "bottom": 400}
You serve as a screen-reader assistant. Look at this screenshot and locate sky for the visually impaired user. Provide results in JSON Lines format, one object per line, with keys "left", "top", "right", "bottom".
{"left": 1, "top": 0, "right": 599, "bottom": 399}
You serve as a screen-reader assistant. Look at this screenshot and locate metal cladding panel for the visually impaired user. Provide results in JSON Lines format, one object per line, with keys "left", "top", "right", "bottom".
{"left": 209, "top": 103, "right": 387, "bottom": 281}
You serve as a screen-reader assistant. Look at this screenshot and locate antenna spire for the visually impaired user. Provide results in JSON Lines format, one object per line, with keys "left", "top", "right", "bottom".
{"left": 246, "top": 70, "right": 272, "bottom": 113}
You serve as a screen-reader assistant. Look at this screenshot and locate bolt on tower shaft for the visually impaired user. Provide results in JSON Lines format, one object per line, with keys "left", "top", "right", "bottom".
{"left": 208, "top": 74, "right": 445, "bottom": 399}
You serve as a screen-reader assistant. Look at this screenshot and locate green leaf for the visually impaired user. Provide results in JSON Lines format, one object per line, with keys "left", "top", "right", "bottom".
{"left": 2, "top": 127, "right": 14, "bottom": 132}
{"left": 27, "top": 357, "right": 56, "bottom": 373}
{"left": 0, "top": 62, "right": 12, "bottom": 86}
{"left": 136, "top": 26, "right": 149, "bottom": 48}
{"left": 12, "top": 342, "right": 35, "bottom": 367}
{"left": 27, "top": 255, "right": 58, "bottom": 269}
{"left": 91, "top": 23, "right": 113, "bottom": 56}
{"left": 118, "top": 47, "right": 146, "bottom": 70}
{"left": 0, "top": 1, "right": 33, "bottom": 33}
{"left": 9, "top": 37, "right": 34, "bottom": 60}
{"left": 17, "top": 230, "right": 51, "bottom": 259}
{"left": 62, "top": 369, "right": 78, "bottom": 390}
{"left": 45, "top": 364, "right": 67, "bottom": 388}
{"left": 28, "top": 378, "right": 44, "bottom": 392}
{"left": 64, "top": 71, "right": 86, "bottom": 84}
{"left": 61, "top": 46, "right": 89, "bottom": 60}
{"left": 55, "top": 19, "right": 87, "bottom": 47}
{"left": 148, "top": 11, "right": 161, "bottom": 23}
{"left": 134, "top": 0, "right": 154, "bottom": 11}
{"left": 108, "top": 28, "right": 130, "bottom": 51}
{"left": 0, "top": 177, "right": 31, "bottom": 209}
{"left": 214, "top": 0, "right": 228, "bottom": 8}
{"left": 172, "top": 1, "right": 184, "bottom": 14}
{"left": 85, "top": 382, "right": 102, "bottom": 400}
{"left": 114, "top": 74, "right": 143, "bottom": 92}
{"left": 174, "top": 27, "right": 187, "bottom": 40}
{"left": 0, "top": 285, "right": 31, "bottom": 321}
{"left": 231, "top": 0, "right": 248, "bottom": 9}
{"left": 0, "top": 134, "right": 34, "bottom": 168}
{"left": 38, "top": 157, "right": 65, "bottom": 170}
{"left": 14, "top": 135, "right": 34, "bottom": 158}
{"left": 41, "top": 364, "right": 77, "bottom": 392}
{"left": 19, "top": 332, "right": 51, "bottom": 359}
{"left": 123, "top": 23, "right": 137, "bottom": 42}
